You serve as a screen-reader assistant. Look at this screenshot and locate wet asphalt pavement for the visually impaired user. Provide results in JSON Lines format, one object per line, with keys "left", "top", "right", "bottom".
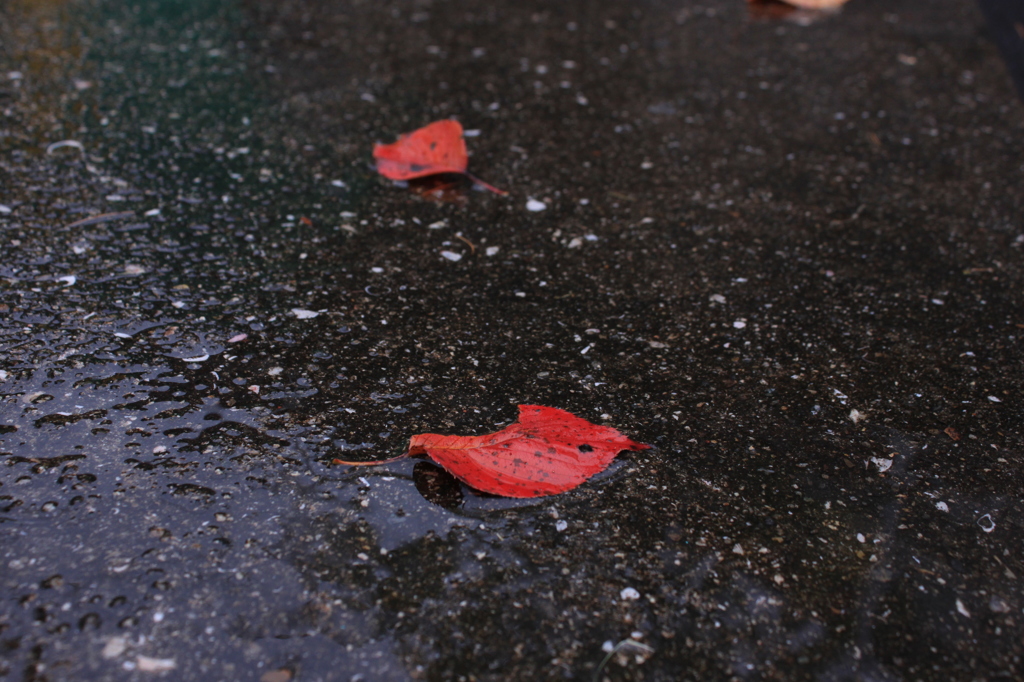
{"left": 2, "top": 0, "right": 1023, "bottom": 680}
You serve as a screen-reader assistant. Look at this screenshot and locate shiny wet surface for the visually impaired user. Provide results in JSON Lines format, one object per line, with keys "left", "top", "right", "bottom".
{"left": 1, "top": 0, "right": 1022, "bottom": 680}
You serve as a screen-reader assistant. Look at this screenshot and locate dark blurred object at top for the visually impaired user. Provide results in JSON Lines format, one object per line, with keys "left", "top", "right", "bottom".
{"left": 978, "top": 0, "right": 1024, "bottom": 99}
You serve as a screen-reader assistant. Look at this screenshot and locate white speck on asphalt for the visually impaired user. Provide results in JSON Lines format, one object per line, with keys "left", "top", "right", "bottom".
{"left": 871, "top": 457, "right": 893, "bottom": 473}
{"left": 102, "top": 637, "right": 127, "bottom": 659}
{"left": 526, "top": 198, "right": 547, "bottom": 212}
{"left": 46, "top": 139, "right": 84, "bottom": 154}
{"left": 181, "top": 354, "right": 210, "bottom": 363}
{"left": 136, "top": 656, "right": 176, "bottom": 672}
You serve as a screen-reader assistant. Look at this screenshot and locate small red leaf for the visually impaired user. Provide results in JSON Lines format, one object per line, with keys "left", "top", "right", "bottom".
{"left": 373, "top": 120, "right": 507, "bottom": 195}
{"left": 746, "top": 0, "right": 849, "bottom": 16}
{"left": 407, "top": 405, "right": 649, "bottom": 498}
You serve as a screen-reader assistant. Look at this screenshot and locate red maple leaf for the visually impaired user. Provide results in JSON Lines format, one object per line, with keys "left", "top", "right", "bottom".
{"left": 334, "top": 405, "right": 649, "bottom": 498}
{"left": 746, "top": 0, "right": 848, "bottom": 15}
{"left": 373, "top": 119, "right": 507, "bottom": 195}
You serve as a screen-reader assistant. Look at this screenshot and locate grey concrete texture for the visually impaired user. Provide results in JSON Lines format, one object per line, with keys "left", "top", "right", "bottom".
{"left": 1, "top": 0, "right": 1022, "bottom": 680}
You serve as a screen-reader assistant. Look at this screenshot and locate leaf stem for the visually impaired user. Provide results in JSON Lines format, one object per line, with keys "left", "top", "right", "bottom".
{"left": 332, "top": 453, "right": 410, "bottom": 467}
{"left": 465, "top": 172, "right": 508, "bottom": 196}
